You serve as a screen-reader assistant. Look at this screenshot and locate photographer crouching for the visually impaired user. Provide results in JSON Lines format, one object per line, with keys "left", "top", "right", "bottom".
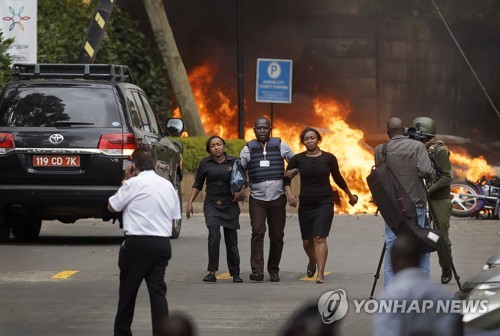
{"left": 408, "top": 117, "right": 454, "bottom": 284}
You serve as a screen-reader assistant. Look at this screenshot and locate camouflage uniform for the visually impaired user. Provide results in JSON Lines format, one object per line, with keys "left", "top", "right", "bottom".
{"left": 426, "top": 137, "right": 453, "bottom": 271}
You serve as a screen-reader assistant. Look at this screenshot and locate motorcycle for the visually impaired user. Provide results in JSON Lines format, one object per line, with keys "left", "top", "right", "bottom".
{"left": 450, "top": 176, "right": 500, "bottom": 219}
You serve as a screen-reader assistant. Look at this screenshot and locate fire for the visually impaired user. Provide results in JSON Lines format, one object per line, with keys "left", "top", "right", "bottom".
{"left": 185, "top": 63, "right": 239, "bottom": 139}
{"left": 185, "top": 64, "right": 375, "bottom": 213}
{"left": 450, "top": 152, "right": 495, "bottom": 182}
{"left": 242, "top": 99, "right": 376, "bottom": 214}
{"left": 294, "top": 99, "right": 375, "bottom": 214}
{"left": 184, "top": 64, "right": 495, "bottom": 214}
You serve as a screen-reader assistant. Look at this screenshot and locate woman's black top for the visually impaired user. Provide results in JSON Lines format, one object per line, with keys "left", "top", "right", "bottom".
{"left": 192, "top": 154, "right": 240, "bottom": 229}
{"left": 287, "top": 151, "right": 348, "bottom": 239}
{"left": 287, "top": 151, "right": 347, "bottom": 198}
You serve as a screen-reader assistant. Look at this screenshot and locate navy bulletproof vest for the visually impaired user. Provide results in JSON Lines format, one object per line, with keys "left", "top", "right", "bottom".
{"left": 247, "top": 138, "right": 284, "bottom": 184}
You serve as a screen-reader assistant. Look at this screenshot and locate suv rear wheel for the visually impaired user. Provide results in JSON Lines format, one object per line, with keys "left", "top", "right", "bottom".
{"left": 9, "top": 213, "right": 42, "bottom": 242}
{"left": 171, "top": 175, "right": 182, "bottom": 239}
{"left": 0, "top": 218, "right": 10, "bottom": 242}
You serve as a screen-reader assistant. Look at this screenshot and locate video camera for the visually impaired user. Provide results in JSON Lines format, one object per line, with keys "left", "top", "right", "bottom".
{"left": 405, "top": 123, "right": 441, "bottom": 177}
{"left": 403, "top": 126, "right": 428, "bottom": 142}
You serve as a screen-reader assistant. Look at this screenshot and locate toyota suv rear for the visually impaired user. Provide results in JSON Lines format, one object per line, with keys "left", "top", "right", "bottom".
{"left": 0, "top": 63, "right": 184, "bottom": 242}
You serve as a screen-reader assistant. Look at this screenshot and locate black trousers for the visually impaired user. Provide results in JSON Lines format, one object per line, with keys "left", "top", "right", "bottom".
{"left": 207, "top": 225, "right": 240, "bottom": 276}
{"left": 114, "top": 236, "right": 171, "bottom": 336}
{"left": 248, "top": 194, "right": 287, "bottom": 274}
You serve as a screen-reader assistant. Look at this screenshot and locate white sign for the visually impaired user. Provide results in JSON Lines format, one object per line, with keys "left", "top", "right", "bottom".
{"left": 0, "top": 0, "right": 37, "bottom": 63}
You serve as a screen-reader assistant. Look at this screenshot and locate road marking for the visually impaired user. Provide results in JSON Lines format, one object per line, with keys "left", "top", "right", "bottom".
{"left": 299, "top": 271, "right": 331, "bottom": 281}
{"left": 51, "top": 271, "right": 79, "bottom": 279}
{"left": 216, "top": 272, "right": 231, "bottom": 280}
{"left": 215, "top": 271, "right": 332, "bottom": 281}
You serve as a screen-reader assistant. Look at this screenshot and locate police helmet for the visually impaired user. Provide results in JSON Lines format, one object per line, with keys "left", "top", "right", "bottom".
{"left": 411, "top": 117, "right": 436, "bottom": 137}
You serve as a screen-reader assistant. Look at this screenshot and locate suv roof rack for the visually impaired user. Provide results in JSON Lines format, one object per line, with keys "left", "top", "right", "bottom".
{"left": 11, "top": 63, "right": 134, "bottom": 83}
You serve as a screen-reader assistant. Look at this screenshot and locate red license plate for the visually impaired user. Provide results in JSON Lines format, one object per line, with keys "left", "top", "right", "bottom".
{"left": 33, "top": 155, "right": 80, "bottom": 167}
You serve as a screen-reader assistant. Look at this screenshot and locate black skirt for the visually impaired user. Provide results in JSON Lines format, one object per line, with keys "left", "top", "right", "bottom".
{"left": 203, "top": 201, "right": 240, "bottom": 230}
{"left": 298, "top": 196, "right": 334, "bottom": 240}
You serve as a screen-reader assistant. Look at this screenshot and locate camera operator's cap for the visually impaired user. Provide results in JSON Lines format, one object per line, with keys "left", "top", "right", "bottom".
{"left": 411, "top": 117, "right": 436, "bottom": 136}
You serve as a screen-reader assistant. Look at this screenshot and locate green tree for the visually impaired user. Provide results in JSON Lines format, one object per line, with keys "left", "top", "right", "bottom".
{"left": 0, "top": 30, "right": 13, "bottom": 90}
{"left": 37, "top": 0, "right": 174, "bottom": 122}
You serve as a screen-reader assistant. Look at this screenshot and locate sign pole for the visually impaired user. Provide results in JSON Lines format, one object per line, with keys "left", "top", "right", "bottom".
{"left": 270, "top": 103, "right": 274, "bottom": 128}
{"left": 236, "top": 0, "right": 245, "bottom": 139}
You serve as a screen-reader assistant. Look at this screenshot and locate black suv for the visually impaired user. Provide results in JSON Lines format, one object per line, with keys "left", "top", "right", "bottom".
{"left": 0, "top": 63, "right": 184, "bottom": 242}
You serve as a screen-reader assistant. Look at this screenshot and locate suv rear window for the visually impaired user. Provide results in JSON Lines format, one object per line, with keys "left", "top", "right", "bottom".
{"left": 0, "top": 86, "right": 121, "bottom": 127}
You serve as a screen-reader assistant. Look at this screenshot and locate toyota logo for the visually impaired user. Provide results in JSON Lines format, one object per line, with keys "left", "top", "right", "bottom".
{"left": 49, "top": 134, "right": 64, "bottom": 144}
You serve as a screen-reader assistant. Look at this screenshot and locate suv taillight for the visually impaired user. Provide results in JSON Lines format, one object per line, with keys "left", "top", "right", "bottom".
{"left": 98, "top": 133, "right": 137, "bottom": 156}
{"left": 0, "top": 133, "right": 15, "bottom": 154}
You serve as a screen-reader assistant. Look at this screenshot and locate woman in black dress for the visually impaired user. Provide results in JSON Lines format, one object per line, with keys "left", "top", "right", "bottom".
{"left": 186, "top": 136, "right": 246, "bottom": 283}
{"left": 285, "top": 127, "right": 358, "bottom": 283}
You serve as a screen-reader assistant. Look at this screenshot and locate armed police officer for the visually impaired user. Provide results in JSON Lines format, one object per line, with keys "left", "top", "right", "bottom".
{"left": 410, "top": 117, "right": 454, "bottom": 284}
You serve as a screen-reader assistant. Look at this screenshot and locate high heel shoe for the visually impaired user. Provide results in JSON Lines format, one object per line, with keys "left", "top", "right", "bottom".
{"left": 307, "top": 262, "right": 316, "bottom": 278}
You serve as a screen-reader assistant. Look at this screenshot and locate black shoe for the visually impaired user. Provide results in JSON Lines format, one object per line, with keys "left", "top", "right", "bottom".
{"left": 441, "top": 268, "right": 452, "bottom": 284}
{"left": 269, "top": 272, "right": 280, "bottom": 282}
{"left": 233, "top": 275, "right": 243, "bottom": 283}
{"left": 249, "top": 272, "right": 264, "bottom": 281}
{"left": 203, "top": 273, "right": 217, "bottom": 283}
{"left": 307, "top": 262, "right": 316, "bottom": 278}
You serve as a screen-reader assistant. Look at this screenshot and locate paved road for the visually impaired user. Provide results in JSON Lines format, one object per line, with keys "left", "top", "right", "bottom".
{"left": 0, "top": 212, "right": 498, "bottom": 336}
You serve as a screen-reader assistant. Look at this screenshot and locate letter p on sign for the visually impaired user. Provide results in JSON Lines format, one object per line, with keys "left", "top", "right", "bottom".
{"left": 268, "top": 62, "right": 281, "bottom": 79}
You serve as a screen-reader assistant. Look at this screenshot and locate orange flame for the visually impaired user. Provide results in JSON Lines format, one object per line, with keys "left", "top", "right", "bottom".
{"left": 184, "top": 64, "right": 375, "bottom": 213}
{"left": 187, "top": 63, "right": 238, "bottom": 139}
{"left": 184, "top": 64, "right": 496, "bottom": 213}
{"left": 450, "top": 152, "right": 495, "bottom": 182}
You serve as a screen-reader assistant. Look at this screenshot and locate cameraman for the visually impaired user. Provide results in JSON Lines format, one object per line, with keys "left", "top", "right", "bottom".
{"left": 375, "top": 117, "right": 436, "bottom": 287}
{"left": 410, "top": 117, "right": 454, "bottom": 284}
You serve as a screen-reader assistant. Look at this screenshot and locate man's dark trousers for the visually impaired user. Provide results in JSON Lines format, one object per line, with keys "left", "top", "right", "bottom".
{"left": 249, "top": 194, "right": 287, "bottom": 274}
{"left": 114, "top": 236, "right": 171, "bottom": 336}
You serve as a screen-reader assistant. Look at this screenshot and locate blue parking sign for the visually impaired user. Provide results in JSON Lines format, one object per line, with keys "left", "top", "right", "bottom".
{"left": 256, "top": 58, "right": 293, "bottom": 103}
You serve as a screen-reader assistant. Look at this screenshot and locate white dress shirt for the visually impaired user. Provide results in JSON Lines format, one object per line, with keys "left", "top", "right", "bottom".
{"left": 109, "top": 170, "right": 181, "bottom": 237}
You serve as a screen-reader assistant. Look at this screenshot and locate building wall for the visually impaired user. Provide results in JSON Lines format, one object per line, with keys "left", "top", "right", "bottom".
{"left": 301, "top": 4, "right": 500, "bottom": 141}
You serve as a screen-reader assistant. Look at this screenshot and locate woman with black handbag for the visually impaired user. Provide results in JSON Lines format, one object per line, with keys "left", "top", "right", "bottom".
{"left": 186, "top": 135, "right": 246, "bottom": 283}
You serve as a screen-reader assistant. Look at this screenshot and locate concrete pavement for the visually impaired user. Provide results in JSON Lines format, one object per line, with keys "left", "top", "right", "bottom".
{"left": 0, "top": 212, "right": 498, "bottom": 335}
{"left": 169, "top": 212, "right": 499, "bottom": 335}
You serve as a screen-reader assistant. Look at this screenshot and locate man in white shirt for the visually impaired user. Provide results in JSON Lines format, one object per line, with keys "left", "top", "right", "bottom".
{"left": 108, "top": 147, "right": 181, "bottom": 336}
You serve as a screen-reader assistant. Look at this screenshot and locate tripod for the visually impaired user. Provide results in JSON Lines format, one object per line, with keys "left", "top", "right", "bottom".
{"left": 369, "top": 197, "right": 462, "bottom": 299}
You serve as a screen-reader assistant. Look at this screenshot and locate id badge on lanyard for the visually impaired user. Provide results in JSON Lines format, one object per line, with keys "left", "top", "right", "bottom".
{"left": 260, "top": 142, "right": 270, "bottom": 167}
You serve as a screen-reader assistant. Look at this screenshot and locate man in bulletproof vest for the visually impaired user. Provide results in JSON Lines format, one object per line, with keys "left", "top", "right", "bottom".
{"left": 239, "top": 117, "right": 296, "bottom": 282}
{"left": 411, "top": 117, "right": 454, "bottom": 284}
